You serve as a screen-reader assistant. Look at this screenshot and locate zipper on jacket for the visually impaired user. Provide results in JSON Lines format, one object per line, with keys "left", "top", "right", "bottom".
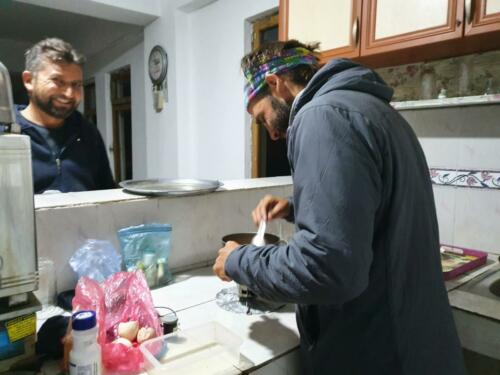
{"left": 55, "top": 157, "right": 61, "bottom": 174}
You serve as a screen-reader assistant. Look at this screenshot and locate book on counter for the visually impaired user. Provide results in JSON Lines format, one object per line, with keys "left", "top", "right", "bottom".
{"left": 440, "top": 244, "right": 488, "bottom": 280}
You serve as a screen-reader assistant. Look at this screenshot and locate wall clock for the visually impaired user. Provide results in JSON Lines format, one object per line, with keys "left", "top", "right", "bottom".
{"left": 148, "top": 45, "right": 168, "bottom": 112}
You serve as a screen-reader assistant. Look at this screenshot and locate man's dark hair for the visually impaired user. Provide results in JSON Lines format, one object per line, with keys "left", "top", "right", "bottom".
{"left": 25, "top": 38, "right": 86, "bottom": 73}
{"left": 241, "top": 39, "right": 321, "bottom": 91}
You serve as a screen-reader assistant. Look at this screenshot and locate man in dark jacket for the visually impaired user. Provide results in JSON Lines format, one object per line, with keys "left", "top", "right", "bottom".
{"left": 16, "top": 37, "right": 115, "bottom": 194}
{"left": 213, "top": 40, "right": 465, "bottom": 374}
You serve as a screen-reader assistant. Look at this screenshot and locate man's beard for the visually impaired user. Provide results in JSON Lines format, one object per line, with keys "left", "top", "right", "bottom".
{"left": 269, "top": 96, "right": 292, "bottom": 137}
{"left": 31, "top": 92, "right": 77, "bottom": 120}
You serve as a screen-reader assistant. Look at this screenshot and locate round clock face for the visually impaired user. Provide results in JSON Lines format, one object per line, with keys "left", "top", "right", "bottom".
{"left": 148, "top": 46, "right": 168, "bottom": 85}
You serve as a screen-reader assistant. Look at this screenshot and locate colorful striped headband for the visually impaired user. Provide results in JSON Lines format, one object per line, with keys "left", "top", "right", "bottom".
{"left": 243, "top": 47, "right": 318, "bottom": 110}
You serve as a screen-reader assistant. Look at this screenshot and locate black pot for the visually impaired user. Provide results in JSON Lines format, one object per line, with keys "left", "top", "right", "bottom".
{"left": 221, "top": 232, "right": 280, "bottom": 245}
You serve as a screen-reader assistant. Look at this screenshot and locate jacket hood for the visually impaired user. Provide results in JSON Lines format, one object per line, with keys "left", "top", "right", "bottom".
{"left": 292, "top": 59, "right": 393, "bottom": 118}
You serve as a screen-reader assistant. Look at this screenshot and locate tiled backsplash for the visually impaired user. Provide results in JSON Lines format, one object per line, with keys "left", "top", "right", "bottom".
{"left": 376, "top": 49, "right": 500, "bottom": 101}
{"left": 430, "top": 168, "right": 500, "bottom": 189}
{"left": 400, "top": 104, "right": 500, "bottom": 254}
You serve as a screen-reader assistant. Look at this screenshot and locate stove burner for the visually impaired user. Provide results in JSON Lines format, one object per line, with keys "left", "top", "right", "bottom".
{"left": 215, "top": 287, "right": 285, "bottom": 315}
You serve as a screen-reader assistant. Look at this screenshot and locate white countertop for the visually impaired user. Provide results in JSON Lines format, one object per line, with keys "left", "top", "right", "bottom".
{"left": 38, "top": 258, "right": 500, "bottom": 374}
{"left": 148, "top": 266, "right": 299, "bottom": 374}
{"left": 38, "top": 266, "right": 299, "bottom": 375}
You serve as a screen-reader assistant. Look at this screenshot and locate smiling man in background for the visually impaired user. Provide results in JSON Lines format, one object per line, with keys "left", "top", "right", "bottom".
{"left": 16, "top": 37, "right": 115, "bottom": 194}
{"left": 213, "top": 40, "right": 466, "bottom": 374}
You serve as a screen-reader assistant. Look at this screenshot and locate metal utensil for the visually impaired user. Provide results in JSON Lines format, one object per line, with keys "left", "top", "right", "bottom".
{"left": 251, "top": 220, "right": 267, "bottom": 246}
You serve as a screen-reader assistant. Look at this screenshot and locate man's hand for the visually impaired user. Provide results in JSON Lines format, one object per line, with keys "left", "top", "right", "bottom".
{"left": 213, "top": 240, "right": 240, "bottom": 281}
{"left": 252, "top": 195, "right": 290, "bottom": 225}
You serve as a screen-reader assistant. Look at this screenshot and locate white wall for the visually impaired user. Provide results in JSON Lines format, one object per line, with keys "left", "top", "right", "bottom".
{"left": 143, "top": 0, "right": 278, "bottom": 179}
{"left": 89, "top": 42, "right": 148, "bottom": 179}
{"left": 401, "top": 104, "right": 500, "bottom": 254}
{"left": 17, "top": 0, "right": 279, "bottom": 180}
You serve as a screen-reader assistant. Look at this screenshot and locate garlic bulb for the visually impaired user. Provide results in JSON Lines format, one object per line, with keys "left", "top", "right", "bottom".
{"left": 113, "top": 337, "right": 133, "bottom": 347}
{"left": 118, "top": 321, "right": 139, "bottom": 341}
{"left": 137, "top": 326, "right": 156, "bottom": 344}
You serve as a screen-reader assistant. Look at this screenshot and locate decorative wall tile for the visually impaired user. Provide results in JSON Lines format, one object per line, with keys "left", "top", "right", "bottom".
{"left": 430, "top": 168, "right": 500, "bottom": 189}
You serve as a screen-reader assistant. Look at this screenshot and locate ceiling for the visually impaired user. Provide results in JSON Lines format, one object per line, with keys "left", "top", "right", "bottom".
{"left": 0, "top": 0, "right": 144, "bottom": 72}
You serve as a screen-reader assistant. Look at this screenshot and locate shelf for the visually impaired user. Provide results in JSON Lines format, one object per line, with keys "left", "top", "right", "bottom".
{"left": 392, "top": 94, "right": 500, "bottom": 111}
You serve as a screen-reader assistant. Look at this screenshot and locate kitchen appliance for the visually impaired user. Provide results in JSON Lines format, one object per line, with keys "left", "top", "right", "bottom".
{"left": 0, "top": 61, "right": 40, "bottom": 371}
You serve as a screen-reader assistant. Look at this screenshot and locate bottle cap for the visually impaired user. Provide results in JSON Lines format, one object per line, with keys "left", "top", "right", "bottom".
{"left": 72, "top": 310, "right": 97, "bottom": 331}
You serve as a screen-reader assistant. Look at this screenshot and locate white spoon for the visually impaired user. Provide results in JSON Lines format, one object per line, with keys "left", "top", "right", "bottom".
{"left": 251, "top": 220, "right": 267, "bottom": 246}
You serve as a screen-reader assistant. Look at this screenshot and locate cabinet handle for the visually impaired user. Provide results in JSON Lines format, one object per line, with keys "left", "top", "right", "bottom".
{"left": 465, "top": 0, "right": 474, "bottom": 24}
{"left": 352, "top": 17, "right": 359, "bottom": 47}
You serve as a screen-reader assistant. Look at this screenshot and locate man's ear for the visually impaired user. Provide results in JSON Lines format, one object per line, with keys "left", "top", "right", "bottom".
{"left": 264, "top": 74, "right": 280, "bottom": 95}
{"left": 22, "top": 71, "right": 34, "bottom": 93}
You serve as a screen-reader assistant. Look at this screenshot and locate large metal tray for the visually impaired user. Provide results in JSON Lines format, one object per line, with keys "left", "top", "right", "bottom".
{"left": 119, "top": 178, "right": 222, "bottom": 196}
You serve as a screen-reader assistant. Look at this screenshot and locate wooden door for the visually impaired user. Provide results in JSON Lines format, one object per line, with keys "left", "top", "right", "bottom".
{"left": 465, "top": 0, "right": 500, "bottom": 35}
{"left": 83, "top": 80, "right": 97, "bottom": 125}
{"left": 110, "top": 67, "right": 133, "bottom": 182}
{"left": 280, "top": 0, "right": 362, "bottom": 61}
{"left": 112, "top": 102, "right": 132, "bottom": 182}
{"left": 361, "top": 0, "right": 464, "bottom": 55}
{"left": 251, "top": 14, "right": 291, "bottom": 178}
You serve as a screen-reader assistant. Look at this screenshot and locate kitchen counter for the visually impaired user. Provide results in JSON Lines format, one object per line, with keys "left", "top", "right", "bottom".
{"left": 445, "top": 253, "right": 500, "bottom": 361}
{"left": 143, "top": 257, "right": 500, "bottom": 373}
{"left": 37, "top": 257, "right": 500, "bottom": 374}
{"left": 147, "top": 266, "right": 300, "bottom": 374}
{"left": 33, "top": 177, "right": 295, "bottom": 294}
{"left": 31, "top": 175, "right": 500, "bottom": 370}
{"left": 38, "top": 266, "right": 301, "bottom": 375}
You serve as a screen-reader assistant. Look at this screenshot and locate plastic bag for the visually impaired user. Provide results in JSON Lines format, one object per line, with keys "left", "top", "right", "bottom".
{"left": 117, "top": 224, "right": 172, "bottom": 288}
{"left": 72, "top": 270, "right": 162, "bottom": 373}
{"left": 69, "top": 239, "right": 121, "bottom": 282}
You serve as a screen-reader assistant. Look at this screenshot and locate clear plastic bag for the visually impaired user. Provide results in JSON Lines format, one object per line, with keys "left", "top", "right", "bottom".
{"left": 69, "top": 239, "right": 121, "bottom": 283}
{"left": 72, "top": 270, "right": 162, "bottom": 373}
{"left": 117, "top": 224, "right": 172, "bottom": 288}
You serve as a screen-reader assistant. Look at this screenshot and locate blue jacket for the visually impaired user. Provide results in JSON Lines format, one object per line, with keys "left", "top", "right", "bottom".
{"left": 16, "top": 105, "right": 116, "bottom": 194}
{"left": 225, "top": 59, "right": 465, "bottom": 374}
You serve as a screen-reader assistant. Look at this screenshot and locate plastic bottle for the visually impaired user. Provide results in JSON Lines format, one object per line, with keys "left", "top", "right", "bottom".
{"left": 142, "top": 251, "right": 158, "bottom": 287}
{"left": 69, "top": 310, "right": 102, "bottom": 375}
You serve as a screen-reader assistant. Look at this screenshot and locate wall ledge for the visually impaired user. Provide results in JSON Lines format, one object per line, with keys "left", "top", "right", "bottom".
{"left": 34, "top": 176, "right": 293, "bottom": 210}
{"left": 392, "top": 94, "right": 500, "bottom": 111}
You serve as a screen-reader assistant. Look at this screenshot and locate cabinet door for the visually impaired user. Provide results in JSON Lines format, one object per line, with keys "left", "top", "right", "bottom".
{"left": 279, "top": 0, "right": 362, "bottom": 60}
{"left": 361, "top": 0, "right": 464, "bottom": 55}
{"left": 465, "top": 0, "right": 500, "bottom": 35}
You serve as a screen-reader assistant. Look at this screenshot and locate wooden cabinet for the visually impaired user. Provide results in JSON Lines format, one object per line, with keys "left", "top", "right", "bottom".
{"left": 279, "top": 0, "right": 500, "bottom": 67}
{"left": 280, "top": 0, "right": 362, "bottom": 60}
{"left": 465, "top": 0, "right": 500, "bottom": 35}
{"left": 361, "top": 0, "right": 463, "bottom": 56}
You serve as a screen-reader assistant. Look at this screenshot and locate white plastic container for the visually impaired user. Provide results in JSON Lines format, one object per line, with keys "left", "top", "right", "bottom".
{"left": 140, "top": 321, "right": 251, "bottom": 375}
{"left": 69, "top": 310, "right": 102, "bottom": 375}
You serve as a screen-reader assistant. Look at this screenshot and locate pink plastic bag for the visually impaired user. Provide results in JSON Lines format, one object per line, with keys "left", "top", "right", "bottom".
{"left": 73, "top": 270, "right": 162, "bottom": 373}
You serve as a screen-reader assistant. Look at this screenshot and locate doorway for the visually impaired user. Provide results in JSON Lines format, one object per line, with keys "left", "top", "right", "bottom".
{"left": 110, "top": 67, "right": 133, "bottom": 182}
{"left": 251, "top": 14, "right": 291, "bottom": 178}
{"left": 83, "top": 80, "right": 97, "bottom": 125}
